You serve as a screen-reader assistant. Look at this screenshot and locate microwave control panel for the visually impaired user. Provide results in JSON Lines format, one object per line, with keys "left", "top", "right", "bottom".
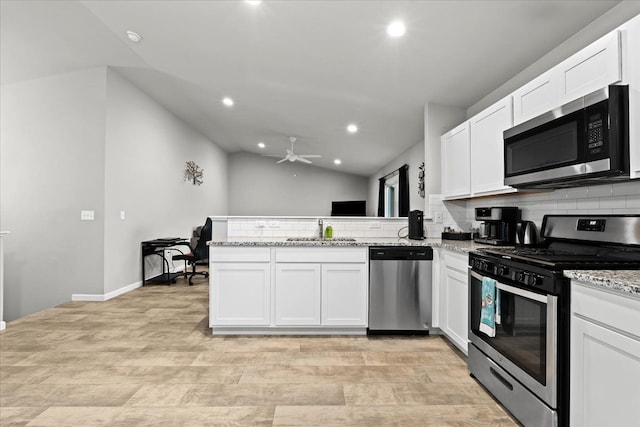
{"left": 587, "top": 113, "right": 604, "bottom": 154}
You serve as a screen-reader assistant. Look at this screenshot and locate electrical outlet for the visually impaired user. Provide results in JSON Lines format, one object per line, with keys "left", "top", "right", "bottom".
{"left": 269, "top": 221, "right": 280, "bottom": 228}
{"left": 80, "top": 210, "right": 95, "bottom": 221}
{"left": 256, "top": 221, "right": 266, "bottom": 228}
{"left": 370, "top": 222, "right": 382, "bottom": 229}
{"left": 434, "top": 212, "right": 443, "bottom": 223}
{"left": 120, "top": 211, "right": 126, "bottom": 220}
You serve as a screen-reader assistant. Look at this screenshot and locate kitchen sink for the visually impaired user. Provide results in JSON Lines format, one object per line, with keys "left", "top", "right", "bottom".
{"left": 286, "top": 237, "right": 356, "bottom": 242}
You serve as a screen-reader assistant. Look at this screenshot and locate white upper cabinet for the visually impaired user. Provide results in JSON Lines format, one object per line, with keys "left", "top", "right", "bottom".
{"left": 441, "top": 121, "right": 471, "bottom": 200}
{"left": 558, "top": 30, "right": 622, "bottom": 104}
{"left": 512, "top": 68, "right": 561, "bottom": 125}
{"left": 470, "top": 96, "right": 516, "bottom": 196}
{"left": 513, "top": 30, "right": 622, "bottom": 126}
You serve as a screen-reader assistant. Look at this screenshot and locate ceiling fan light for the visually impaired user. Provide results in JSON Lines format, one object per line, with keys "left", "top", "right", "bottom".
{"left": 347, "top": 124, "right": 358, "bottom": 134}
{"left": 126, "top": 30, "right": 143, "bottom": 43}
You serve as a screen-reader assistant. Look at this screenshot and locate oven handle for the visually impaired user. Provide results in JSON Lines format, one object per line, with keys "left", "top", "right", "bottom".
{"left": 469, "top": 270, "right": 548, "bottom": 304}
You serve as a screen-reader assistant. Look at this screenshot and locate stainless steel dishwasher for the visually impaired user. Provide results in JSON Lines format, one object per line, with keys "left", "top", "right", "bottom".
{"left": 368, "top": 246, "right": 433, "bottom": 334}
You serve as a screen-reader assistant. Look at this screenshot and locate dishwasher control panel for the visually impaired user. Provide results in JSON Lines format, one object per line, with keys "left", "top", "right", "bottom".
{"left": 369, "top": 246, "right": 433, "bottom": 260}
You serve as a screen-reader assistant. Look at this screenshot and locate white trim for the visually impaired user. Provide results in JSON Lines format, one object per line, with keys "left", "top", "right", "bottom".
{"left": 72, "top": 280, "right": 143, "bottom": 302}
{"left": 0, "top": 321, "right": 6, "bottom": 331}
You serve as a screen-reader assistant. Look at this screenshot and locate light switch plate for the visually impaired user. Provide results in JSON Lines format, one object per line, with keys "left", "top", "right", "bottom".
{"left": 120, "top": 211, "right": 126, "bottom": 220}
{"left": 256, "top": 221, "right": 266, "bottom": 228}
{"left": 434, "top": 212, "right": 443, "bottom": 223}
{"left": 80, "top": 210, "right": 95, "bottom": 221}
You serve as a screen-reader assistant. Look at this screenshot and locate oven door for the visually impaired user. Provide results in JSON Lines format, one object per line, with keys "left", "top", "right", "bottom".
{"left": 468, "top": 269, "right": 558, "bottom": 408}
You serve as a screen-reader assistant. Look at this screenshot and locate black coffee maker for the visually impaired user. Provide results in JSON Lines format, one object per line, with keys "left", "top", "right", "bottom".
{"left": 408, "top": 210, "right": 425, "bottom": 240}
{"left": 474, "top": 207, "right": 520, "bottom": 245}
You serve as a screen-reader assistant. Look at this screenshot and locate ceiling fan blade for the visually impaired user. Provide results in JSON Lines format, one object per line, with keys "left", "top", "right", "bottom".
{"left": 276, "top": 158, "right": 288, "bottom": 164}
{"left": 298, "top": 154, "right": 321, "bottom": 158}
{"left": 296, "top": 157, "right": 312, "bottom": 164}
{"left": 262, "top": 154, "right": 284, "bottom": 157}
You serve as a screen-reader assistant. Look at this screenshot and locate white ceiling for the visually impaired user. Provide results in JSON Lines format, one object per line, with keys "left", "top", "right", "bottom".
{"left": 0, "top": 0, "right": 622, "bottom": 176}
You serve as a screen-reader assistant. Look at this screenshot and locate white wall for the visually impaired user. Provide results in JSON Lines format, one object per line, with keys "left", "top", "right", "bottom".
{"left": 103, "top": 69, "right": 228, "bottom": 294}
{"left": 1, "top": 68, "right": 107, "bottom": 320}
{"left": 228, "top": 152, "right": 368, "bottom": 216}
{"left": 368, "top": 141, "right": 425, "bottom": 216}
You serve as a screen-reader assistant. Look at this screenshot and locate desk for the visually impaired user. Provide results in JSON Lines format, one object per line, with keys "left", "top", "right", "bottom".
{"left": 141, "top": 238, "right": 189, "bottom": 286}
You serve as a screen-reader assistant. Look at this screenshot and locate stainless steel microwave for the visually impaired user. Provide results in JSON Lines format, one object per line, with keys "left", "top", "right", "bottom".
{"left": 503, "top": 85, "right": 629, "bottom": 189}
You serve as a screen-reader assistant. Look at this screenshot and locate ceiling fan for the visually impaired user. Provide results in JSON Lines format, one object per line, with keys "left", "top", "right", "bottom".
{"left": 262, "top": 137, "right": 321, "bottom": 164}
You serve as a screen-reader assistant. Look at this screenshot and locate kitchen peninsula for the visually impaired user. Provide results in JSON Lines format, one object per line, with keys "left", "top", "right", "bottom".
{"left": 207, "top": 235, "right": 488, "bottom": 335}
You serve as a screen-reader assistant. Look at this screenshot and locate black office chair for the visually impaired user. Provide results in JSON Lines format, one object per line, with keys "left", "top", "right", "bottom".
{"left": 173, "top": 217, "right": 211, "bottom": 285}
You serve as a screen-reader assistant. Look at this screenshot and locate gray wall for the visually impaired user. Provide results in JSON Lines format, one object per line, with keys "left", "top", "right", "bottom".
{"left": 0, "top": 67, "right": 229, "bottom": 320}
{"left": 1, "top": 68, "right": 107, "bottom": 320}
{"left": 367, "top": 141, "right": 426, "bottom": 217}
{"left": 103, "top": 69, "right": 228, "bottom": 294}
{"left": 467, "top": 1, "right": 640, "bottom": 117}
{"left": 424, "top": 103, "right": 467, "bottom": 197}
{"left": 228, "top": 152, "right": 368, "bottom": 216}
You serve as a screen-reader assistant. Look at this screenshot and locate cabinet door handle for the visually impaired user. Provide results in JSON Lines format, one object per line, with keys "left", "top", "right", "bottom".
{"left": 490, "top": 367, "right": 514, "bottom": 391}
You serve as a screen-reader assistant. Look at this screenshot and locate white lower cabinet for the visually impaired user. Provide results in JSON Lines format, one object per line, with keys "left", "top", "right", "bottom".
{"left": 210, "top": 262, "right": 271, "bottom": 326}
{"left": 210, "top": 246, "right": 367, "bottom": 332}
{"left": 437, "top": 249, "right": 469, "bottom": 354}
{"left": 321, "top": 263, "right": 368, "bottom": 326}
{"left": 570, "top": 280, "right": 640, "bottom": 427}
{"left": 275, "top": 263, "right": 321, "bottom": 326}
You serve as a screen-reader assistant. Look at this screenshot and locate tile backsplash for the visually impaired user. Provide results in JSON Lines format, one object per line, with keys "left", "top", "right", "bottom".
{"left": 438, "top": 180, "right": 640, "bottom": 233}
{"left": 220, "top": 217, "right": 413, "bottom": 239}
{"left": 212, "top": 181, "right": 639, "bottom": 241}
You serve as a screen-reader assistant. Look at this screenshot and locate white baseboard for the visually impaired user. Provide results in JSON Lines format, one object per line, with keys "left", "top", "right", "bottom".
{"left": 72, "top": 280, "right": 142, "bottom": 302}
{"left": 71, "top": 263, "right": 189, "bottom": 302}
{"left": 0, "top": 320, "right": 6, "bottom": 331}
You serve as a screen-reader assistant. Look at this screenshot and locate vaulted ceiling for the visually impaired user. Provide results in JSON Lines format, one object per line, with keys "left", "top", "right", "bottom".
{"left": 0, "top": 1, "right": 623, "bottom": 175}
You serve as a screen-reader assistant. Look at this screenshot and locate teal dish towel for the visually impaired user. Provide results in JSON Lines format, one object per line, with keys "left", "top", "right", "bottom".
{"left": 479, "top": 277, "right": 496, "bottom": 337}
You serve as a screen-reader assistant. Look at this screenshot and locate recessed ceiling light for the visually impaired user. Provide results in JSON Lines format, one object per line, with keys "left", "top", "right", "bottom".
{"left": 126, "top": 30, "right": 143, "bottom": 43}
{"left": 386, "top": 21, "right": 406, "bottom": 38}
{"left": 347, "top": 124, "right": 358, "bottom": 134}
{"left": 222, "top": 97, "right": 234, "bottom": 107}
{"left": 258, "top": 142, "right": 265, "bottom": 148}
{"left": 334, "top": 159, "right": 342, "bottom": 165}
{"left": 246, "top": 0, "right": 262, "bottom": 5}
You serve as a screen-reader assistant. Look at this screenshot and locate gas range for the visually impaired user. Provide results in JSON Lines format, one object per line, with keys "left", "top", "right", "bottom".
{"left": 467, "top": 214, "right": 640, "bottom": 427}
{"left": 474, "top": 214, "right": 640, "bottom": 280}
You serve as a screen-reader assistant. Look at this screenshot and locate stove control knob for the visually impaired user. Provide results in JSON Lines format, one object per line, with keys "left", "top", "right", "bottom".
{"left": 496, "top": 266, "right": 509, "bottom": 276}
{"left": 516, "top": 271, "right": 525, "bottom": 282}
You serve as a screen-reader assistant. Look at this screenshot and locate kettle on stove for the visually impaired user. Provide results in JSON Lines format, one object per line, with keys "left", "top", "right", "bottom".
{"left": 515, "top": 221, "right": 538, "bottom": 247}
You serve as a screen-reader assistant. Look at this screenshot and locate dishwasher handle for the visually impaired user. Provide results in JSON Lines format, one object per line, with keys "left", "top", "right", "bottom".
{"left": 369, "top": 246, "right": 433, "bottom": 260}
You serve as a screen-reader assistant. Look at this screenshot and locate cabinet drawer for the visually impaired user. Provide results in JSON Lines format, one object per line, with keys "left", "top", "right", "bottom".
{"left": 442, "top": 250, "right": 468, "bottom": 275}
{"left": 276, "top": 247, "right": 367, "bottom": 263}
{"left": 210, "top": 246, "right": 271, "bottom": 263}
{"left": 572, "top": 281, "right": 640, "bottom": 338}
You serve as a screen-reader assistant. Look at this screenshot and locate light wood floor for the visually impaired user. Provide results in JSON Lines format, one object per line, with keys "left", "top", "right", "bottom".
{"left": 0, "top": 274, "right": 518, "bottom": 426}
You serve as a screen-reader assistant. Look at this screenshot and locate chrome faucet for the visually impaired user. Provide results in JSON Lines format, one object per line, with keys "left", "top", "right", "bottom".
{"left": 318, "top": 219, "right": 324, "bottom": 238}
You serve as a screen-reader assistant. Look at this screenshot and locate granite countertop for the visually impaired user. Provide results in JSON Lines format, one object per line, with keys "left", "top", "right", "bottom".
{"left": 208, "top": 237, "right": 493, "bottom": 253}
{"left": 564, "top": 270, "right": 640, "bottom": 298}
